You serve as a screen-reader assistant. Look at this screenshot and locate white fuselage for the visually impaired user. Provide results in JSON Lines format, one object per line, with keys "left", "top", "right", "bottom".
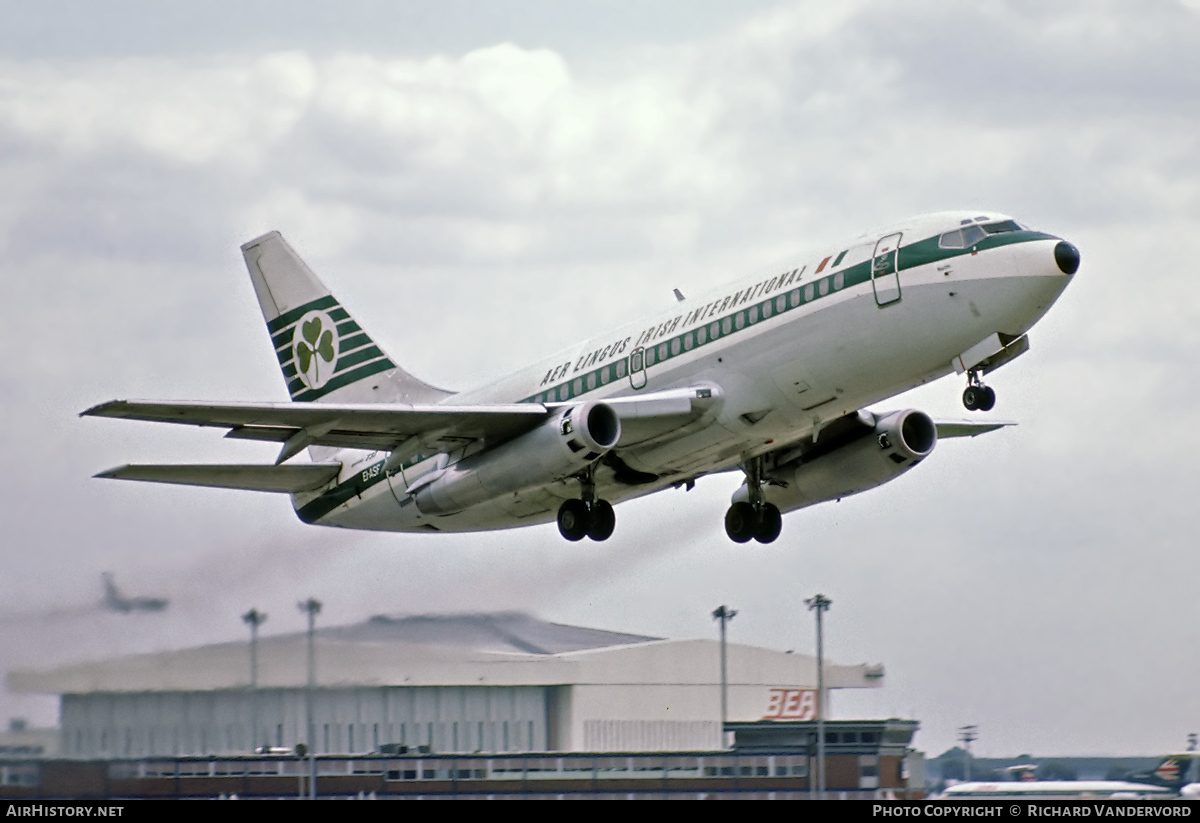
{"left": 295, "top": 211, "right": 1075, "bottom": 533}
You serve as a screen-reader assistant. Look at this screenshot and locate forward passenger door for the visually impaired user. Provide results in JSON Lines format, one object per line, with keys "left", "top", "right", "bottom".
{"left": 871, "top": 232, "right": 903, "bottom": 306}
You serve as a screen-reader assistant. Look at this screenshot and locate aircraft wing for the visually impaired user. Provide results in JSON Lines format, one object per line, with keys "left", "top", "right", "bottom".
{"left": 934, "top": 420, "right": 1016, "bottom": 438}
{"left": 83, "top": 399, "right": 551, "bottom": 455}
{"left": 83, "top": 388, "right": 717, "bottom": 462}
{"left": 95, "top": 463, "right": 343, "bottom": 493}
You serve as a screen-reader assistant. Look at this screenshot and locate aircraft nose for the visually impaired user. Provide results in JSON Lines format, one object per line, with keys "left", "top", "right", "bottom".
{"left": 1054, "top": 240, "right": 1080, "bottom": 275}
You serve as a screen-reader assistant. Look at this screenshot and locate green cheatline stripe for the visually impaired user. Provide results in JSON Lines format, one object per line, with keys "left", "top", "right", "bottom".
{"left": 266, "top": 295, "right": 339, "bottom": 334}
{"left": 329, "top": 307, "right": 349, "bottom": 322}
{"left": 299, "top": 450, "right": 440, "bottom": 523}
{"left": 271, "top": 326, "right": 295, "bottom": 350}
{"left": 296, "top": 458, "right": 387, "bottom": 523}
{"left": 277, "top": 347, "right": 295, "bottom": 367}
{"left": 282, "top": 362, "right": 297, "bottom": 379}
{"left": 519, "top": 231, "right": 1051, "bottom": 405}
{"left": 291, "top": 357, "right": 396, "bottom": 402}
{"left": 335, "top": 345, "right": 385, "bottom": 372}
{"left": 899, "top": 229, "right": 1056, "bottom": 270}
{"left": 336, "top": 320, "right": 362, "bottom": 336}
{"left": 519, "top": 257, "right": 871, "bottom": 403}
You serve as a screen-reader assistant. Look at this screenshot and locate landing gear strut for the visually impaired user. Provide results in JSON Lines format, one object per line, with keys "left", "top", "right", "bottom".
{"left": 962, "top": 369, "right": 996, "bottom": 412}
{"left": 724, "top": 457, "right": 782, "bottom": 544}
{"left": 557, "top": 465, "right": 615, "bottom": 542}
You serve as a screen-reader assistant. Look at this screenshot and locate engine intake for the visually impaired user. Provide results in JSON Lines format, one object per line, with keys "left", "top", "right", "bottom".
{"left": 413, "top": 401, "right": 621, "bottom": 515}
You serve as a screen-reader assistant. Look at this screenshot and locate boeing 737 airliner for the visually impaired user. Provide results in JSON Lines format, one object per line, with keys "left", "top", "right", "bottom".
{"left": 85, "top": 211, "right": 1079, "bottom": 543}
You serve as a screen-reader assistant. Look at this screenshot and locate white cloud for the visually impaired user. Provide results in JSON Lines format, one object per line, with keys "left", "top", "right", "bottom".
{"left": 0, "top": 51, "right": 315, "bottom": 167}
{"left": 241, "top": 187, "right": 363, "bottom": 257}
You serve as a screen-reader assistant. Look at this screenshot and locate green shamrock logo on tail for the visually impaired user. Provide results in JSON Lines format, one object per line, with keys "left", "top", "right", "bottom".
{"left": 293, "top": 311, "right": 338, "bottom": 389}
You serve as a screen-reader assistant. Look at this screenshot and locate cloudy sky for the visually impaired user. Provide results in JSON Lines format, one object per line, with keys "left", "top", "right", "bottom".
{"left": 1, "top": 0, "right": 1198, "bottom": 759}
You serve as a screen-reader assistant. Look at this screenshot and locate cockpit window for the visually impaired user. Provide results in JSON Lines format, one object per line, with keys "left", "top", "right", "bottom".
{"left": 980, "top": 220, "right": 1024, "bottom": 235}
{"left": 938, "top": 224, "right": 987, "bottom": 249}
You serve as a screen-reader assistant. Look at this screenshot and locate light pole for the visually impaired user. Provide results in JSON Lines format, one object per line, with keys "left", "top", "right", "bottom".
{"left": 298, "top": 598, "right": 322, "bottom": 799}
{"left": 958, "top": 725, "right": 978, "bottom": 782}
{"left": 805, "top": 593, "right": 831, "bottom": 800}
{"left": 242, "top": 608, "right": 267, "bottom": 752}
{"left": 712, "top": 606, "right": 737, "bottom": 748}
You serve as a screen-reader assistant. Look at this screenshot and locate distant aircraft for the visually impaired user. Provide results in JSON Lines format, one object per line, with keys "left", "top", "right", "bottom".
{"left": 101, "top": 573, "right": 168, "bottom": 614}
{"left": 85, "top": 211, "right": 1079, "bottom": 543}
{"left": 943, "top": 753, "right": 1200, "bottom": 800}
{"left": 1126, "top": 752, "right": 1200, "bottom": 795}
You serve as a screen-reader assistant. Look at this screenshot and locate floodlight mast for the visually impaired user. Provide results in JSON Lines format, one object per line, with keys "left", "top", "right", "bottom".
{"left": 958, "top": 725, "right": 978, "bottom": 782}
{"left": 242, "top": 608, "right": 267, "bottom": 751}
{"left": 298, "top": 598, "right": 322, "bottom": 799}
{"left": 712, "top": 606, "right": 737, "bottom": 748}
{"left": 805, "top": 593, "right": 831, "bottom": 800}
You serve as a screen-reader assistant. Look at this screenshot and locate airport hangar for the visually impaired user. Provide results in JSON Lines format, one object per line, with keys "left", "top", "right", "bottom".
{"left": 9, "top": 613, "right": 885, "bottom": 759}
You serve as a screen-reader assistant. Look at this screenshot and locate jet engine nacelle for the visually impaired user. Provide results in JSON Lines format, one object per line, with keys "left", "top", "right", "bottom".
{"left": 414, "top": 401, "right": 622, "bottom": 515}
{"left": 734, "top": 409, "right": 937, "bottom": 514}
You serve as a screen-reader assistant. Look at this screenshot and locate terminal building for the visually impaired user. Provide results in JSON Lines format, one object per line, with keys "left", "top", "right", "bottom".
{"left": 9, "top": 612, "right": 885, "bottom": 759}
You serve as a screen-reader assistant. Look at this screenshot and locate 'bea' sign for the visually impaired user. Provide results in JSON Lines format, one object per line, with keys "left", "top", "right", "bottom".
{"left": 762, "top": 688, "right": 818, "bottom": 720}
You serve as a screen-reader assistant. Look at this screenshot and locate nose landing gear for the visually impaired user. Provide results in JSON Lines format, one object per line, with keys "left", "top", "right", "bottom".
{"left": 557, "top": 465, "right": 615, "bottom": 542}
{"left": 962, "top": 370, "right": 996, "bottom": 412}
{"left": 724, "top": 457, "right": 783, "bottom": 544}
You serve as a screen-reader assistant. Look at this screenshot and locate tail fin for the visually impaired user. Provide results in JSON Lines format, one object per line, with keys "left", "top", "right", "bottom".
{"left": 1127, "top": 754, "right": 1199, "bottom": 790}
{"left": 101, "top": 572, "right": 120, "bottom": 608}
{"left": 241, "top": 232, "right": 452, "bottom": 404}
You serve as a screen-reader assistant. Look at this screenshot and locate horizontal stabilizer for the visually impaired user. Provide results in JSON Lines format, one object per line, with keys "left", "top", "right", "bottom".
{"left": 95, "top": 463, "right": 342, "bottom": 493}
{"left": 934, "top": 420, "right": 1016, "bottom": 438}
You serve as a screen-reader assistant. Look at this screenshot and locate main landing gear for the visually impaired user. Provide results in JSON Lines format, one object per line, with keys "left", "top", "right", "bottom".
{"left": 962, "top": 369, "right": 996, "bottom": 412}
{"left": 557, "top": 466, "right": 615, "bottom": 542}
{"left": 724, "top": 457, "right": 783, "bottom": 544}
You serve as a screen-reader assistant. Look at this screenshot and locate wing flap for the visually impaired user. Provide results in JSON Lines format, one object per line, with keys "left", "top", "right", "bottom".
{"left": 223, "top": 425, "right": 402, "bottom": 451}
{"left": 96, "top": 463, "right": 342, "bottom": 493}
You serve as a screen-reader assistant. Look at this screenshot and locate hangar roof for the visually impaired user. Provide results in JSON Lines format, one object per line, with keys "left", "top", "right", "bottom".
{"left": 8, "top": 612, "right": 882, "bottom": 694}
{"left": 322, "top": 611, "right": 658, "bottom": 654}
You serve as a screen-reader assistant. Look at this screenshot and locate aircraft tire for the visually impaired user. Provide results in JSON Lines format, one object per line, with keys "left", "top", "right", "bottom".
{"left": 754, "top": 503, "right": 782, "bottom": 544}
{"left": 725, "top": 502, "right": 756, "bottom": 543}
{"left": 962, "top": 385, "right": 982, "bottom": 411}
{"left": 586, "top": 500, "right": 616, "bottom": 541}
{"left": 979, "top": 386, "right": 996, "bottom": 411}
{"left": 557, "top": 499, "right": 590, "bottom": 542}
